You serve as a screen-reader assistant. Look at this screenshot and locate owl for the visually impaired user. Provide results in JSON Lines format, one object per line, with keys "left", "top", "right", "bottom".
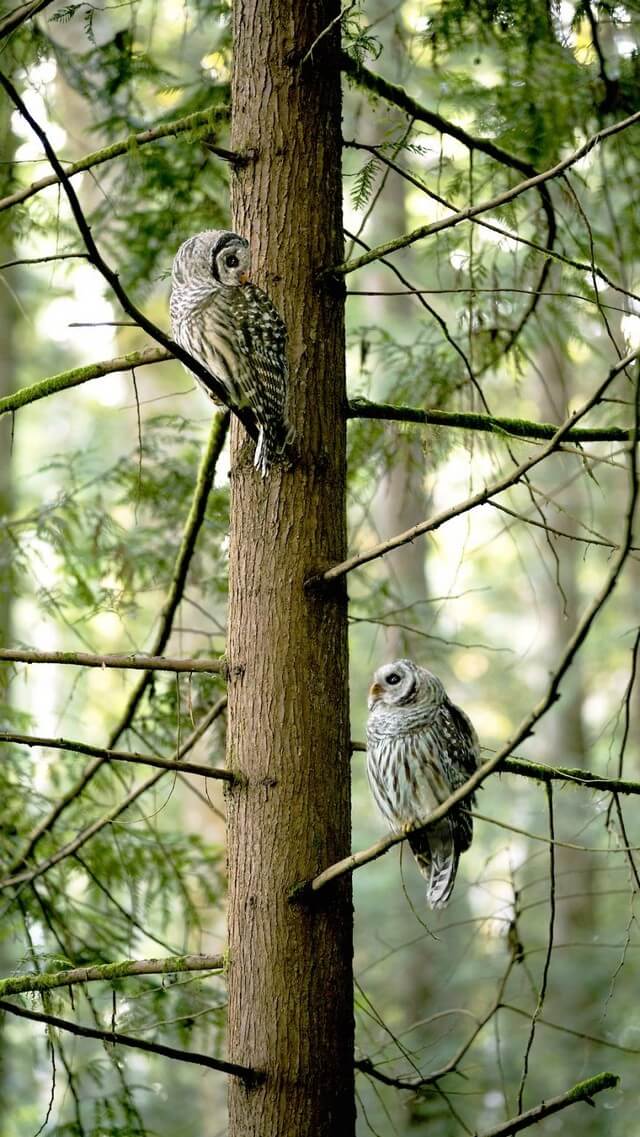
{"left": 170, "top": 229, "right": 294, "bottom": 476}
{"left": 366, "top": 659, "right": 480, "bottom": 908}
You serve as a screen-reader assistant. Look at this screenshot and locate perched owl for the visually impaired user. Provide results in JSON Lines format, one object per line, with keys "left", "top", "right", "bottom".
{"left": 366, "top": 659, "right": 480, "bottom": 908}
{"left": 170, "top": 229, "right": 293, "bottom": 476}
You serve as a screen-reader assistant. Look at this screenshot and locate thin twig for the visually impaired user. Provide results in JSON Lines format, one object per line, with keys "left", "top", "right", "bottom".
{"left": 517, "top": 784, "right": 556, "bottom": 1110}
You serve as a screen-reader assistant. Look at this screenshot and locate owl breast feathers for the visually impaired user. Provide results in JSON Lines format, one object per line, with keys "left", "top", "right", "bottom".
{"left": 170, "top": 229, "right": 293, "bottom": 476}
{"left": 366, "top": 659, "right": 480, "bottom": 908}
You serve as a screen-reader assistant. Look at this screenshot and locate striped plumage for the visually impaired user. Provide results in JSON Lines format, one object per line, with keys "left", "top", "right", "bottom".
{"left": 170, "top": 230, "right": 293, "bottom": 476}
{"left": 366, "top": 659, "right": 479, "bottom": 908}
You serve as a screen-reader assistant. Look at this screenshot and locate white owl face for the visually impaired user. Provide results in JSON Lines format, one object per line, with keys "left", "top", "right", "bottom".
{"left": 368, "top": 659, "right": 444, "bottom": 712}
{"left": 172, "top": 230, "right": 251, "bottom": 290}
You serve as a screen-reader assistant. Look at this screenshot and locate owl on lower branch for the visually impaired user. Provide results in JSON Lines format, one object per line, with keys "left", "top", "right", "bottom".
{"left": 170, "top": 229, "right": 293, "bottom": 476}
{"left": 367, "top": 659, "right": 480, "bottom": 908}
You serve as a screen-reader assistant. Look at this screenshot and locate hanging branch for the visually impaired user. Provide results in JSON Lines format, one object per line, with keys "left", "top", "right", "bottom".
{"left": 0, "top": 106, "right": 228, "bottom": 216}
{"left": 310, "top": 349, "right": 638, "bottom": 588}
{"left": 347, "top": 398, "right": 631, "bottom": 443}
{"left": 0, "top": 730, "right": 233, "bottom": 781}
{"left": 0, "top": 998, "right": 261, "bottom": 1083}
{"left": 0, "top": 953, "right": 223, "bottom": 997}
{"left": 296, "top": 395, "right": 639, "bottom": 897}
{"left": 0, "top": 348, "right": 171, "bottom": 419}
{"left": 0, "top": 649, "right": 226, "bottom": 673}
{"left": 0, "top": 71, "right": 257, "bottom": 442}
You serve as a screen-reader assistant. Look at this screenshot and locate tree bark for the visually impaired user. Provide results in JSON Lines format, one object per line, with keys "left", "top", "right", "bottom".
{"left": 226, "top": 5, "right": 354, "bottom": 1136}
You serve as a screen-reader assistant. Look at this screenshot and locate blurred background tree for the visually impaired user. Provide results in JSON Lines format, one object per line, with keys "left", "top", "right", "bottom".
{"left": 0, "top": 0, "right": 638, "bottom": 1134}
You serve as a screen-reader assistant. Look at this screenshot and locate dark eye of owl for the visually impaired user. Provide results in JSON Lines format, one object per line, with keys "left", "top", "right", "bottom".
{"left": 225, "top": 254, "right": 239, "bottom": 268}
{"left": 386, "top": 672, "right": 401, "bottom": 686}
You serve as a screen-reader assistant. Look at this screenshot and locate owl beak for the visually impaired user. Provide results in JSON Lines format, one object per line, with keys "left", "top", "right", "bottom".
{"left": 238, "top": 271, "right": 249, "bottom": 285}
{"left": 368, "top": 682, "right": 383, "bottom": 709}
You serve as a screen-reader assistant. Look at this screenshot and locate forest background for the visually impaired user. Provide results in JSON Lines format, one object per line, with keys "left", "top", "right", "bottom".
{"left": 0, "top": 0, "right": 639, "bottom": 1135}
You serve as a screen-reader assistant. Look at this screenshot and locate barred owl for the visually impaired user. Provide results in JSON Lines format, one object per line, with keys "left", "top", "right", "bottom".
{"left": 170, "top": 230, "right": 293, "bottom": 476}
{"left": 366, "top": 659, "right": 480, "bottom": 908}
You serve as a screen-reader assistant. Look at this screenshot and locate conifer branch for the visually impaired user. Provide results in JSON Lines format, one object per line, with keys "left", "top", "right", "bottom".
{"left": 475, "top": 1072, "right": 618, "bottom": 1137}
{"left": 0, "top": 106, "right": 229, "bottom": 215}
{"left": 8, "top": 414, "right": 230, "bottom": 869}
{"left": 1, "top": 699, "right": 228, "bottom": 888}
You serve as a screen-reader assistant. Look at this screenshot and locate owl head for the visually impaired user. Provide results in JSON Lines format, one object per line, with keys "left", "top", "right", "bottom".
{"left": 172, "top": 230, "right": 251, "bottom": 289}
{"left": 368, "top": 659, "right": 445, "bottom": 713}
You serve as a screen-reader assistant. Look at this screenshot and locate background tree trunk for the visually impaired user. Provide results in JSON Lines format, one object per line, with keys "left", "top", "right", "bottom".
{"left": 226, "top": 4, "right": 354, "bottom": 1136}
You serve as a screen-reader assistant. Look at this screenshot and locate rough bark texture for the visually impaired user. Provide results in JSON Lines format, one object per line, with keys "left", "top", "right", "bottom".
{"left": 226, "top": 5, "right": 354, "bottom": 1136}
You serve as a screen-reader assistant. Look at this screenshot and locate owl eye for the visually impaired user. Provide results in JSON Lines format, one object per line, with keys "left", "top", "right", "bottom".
{"left": 225, "top": 254, "right": 240, "bottom": 268}
{"left": 386, "top": 672, "right": 401, "bottom": 686}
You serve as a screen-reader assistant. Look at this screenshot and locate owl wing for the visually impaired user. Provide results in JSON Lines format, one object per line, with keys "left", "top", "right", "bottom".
{"left": 393, "top": 732, "right": 463, "bottom": 909}
{"left": 230, "top": 284, "right": 289, "bottom": 419}
{"left": 432, "top": 699, "right": 480, "bottom": 854}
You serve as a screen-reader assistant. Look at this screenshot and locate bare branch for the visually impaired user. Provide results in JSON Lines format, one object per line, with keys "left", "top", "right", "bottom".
{"left": 0, "top": 648, "right": 226, "bottom": 673}
{"left": 0, "top": 730, "right": 233, "bottom": 781}
{"left": 0, "top": 998, "right": 260, "bottom": 1083}
{"left": 0, "top": 106, "right": 228, "bottom": 216}
{"left": 0, "top": 953, "right": 223, "bottom": 997}
{"left": 475, "top": 1072, "right": 618, "bottom": 1137}
{"left": 0, "top": 348, "right": 171, "bottom": 419}
{"left": 311, "top": 351, "right": 638, "bottom": 586}
{"left": 347, "top": 398, "right": 631, "bottom": 443}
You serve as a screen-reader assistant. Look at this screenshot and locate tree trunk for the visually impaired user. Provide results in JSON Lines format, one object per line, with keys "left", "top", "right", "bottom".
{"left": 226, "top": 5, "right": 354, "bottom": 1136}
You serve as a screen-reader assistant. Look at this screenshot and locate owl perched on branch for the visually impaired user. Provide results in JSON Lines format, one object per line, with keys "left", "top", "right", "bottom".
{"left": 170, "top": 229, "right": 293, "bottom": 476}
{"left": 366, "top": 659, "right": 480, "bottom": 909}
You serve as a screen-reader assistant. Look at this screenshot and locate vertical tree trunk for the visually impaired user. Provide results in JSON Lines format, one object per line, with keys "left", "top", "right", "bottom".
{"left": 226, "top": 5, "right": 354, "bottom": 1136}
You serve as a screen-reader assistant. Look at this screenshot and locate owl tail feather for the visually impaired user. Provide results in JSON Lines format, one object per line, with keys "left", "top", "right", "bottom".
{"left": 409, "top": 821, "right": 459, "bottom": 909}
{"left": 253, "top": 421, "right": 295, "bottom": 477}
